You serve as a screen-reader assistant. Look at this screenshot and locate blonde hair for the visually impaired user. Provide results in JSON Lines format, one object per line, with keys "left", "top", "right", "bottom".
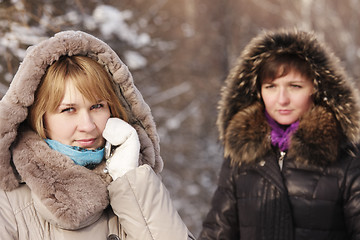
{"left": 29, "top": 55, "right": 128, "bottom": 138}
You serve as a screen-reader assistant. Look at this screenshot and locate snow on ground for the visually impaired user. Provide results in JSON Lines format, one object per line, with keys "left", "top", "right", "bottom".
{"left": 0, "top": 4, "right": 151, "bottom": 94}
{"left": 92, "top": 5, "right": 150, "bottom": 49}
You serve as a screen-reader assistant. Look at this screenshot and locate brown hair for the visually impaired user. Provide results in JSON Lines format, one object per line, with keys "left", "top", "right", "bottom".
{"left": 258, "top": 53, "right": 314, "bottom": 85}
{"left": 29, "top": 55, "right": 128, "bottom": 138}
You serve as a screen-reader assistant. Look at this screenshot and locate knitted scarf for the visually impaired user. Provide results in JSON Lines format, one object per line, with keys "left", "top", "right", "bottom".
{"left": 45, "top": 139, "right": 104, "bottom": 167}
{"left": 265, "top": 111, "right": 299, "bottom": 151}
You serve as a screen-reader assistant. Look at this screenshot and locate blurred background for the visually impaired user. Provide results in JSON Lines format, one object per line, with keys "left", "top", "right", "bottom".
{"left": 1, "top": 0, "right": 360, "bottom": 236}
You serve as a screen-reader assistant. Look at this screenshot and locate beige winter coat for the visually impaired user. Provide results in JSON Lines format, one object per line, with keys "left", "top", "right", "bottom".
{"left": 0, "top": 31, "right": 194, "bottom": 240}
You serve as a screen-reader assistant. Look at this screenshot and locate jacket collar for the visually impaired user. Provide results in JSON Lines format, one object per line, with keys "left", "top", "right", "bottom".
{"left": 224, "top": 102, "right": 341, "bottom": 167}
{"left": 12, "top": 125, "right": 111, "bottom": 230}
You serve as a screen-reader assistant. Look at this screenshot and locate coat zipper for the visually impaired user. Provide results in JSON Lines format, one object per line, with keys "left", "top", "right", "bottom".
{"left": 279, "top": 151, "right": 286, "bottom": 171}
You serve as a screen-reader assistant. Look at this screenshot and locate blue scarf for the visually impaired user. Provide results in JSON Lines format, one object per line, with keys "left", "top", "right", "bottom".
{"left": 265, "top": 111, "right": 299, "bottom": 152}
{"left": 45, "top": 139, "right": 104, "bottom": 167}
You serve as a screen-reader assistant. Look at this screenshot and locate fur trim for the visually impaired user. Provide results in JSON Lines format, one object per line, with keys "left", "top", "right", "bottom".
{"left": 12, "top": 126, "right": 110, "bottom": 229}
{"left": 0, "top": 31, "right": 163, "bottom": 191}
{"left": 219, "top": 29, "right": 360, "bottom": 166}
{"left": 226, "top": 103, "right": 341, "bottom": 166}
{"left": 225, "top": 102, "right": 271, "bottom": 165}
{"left": 289, "top": 106, "right": 340, "bottom": 165}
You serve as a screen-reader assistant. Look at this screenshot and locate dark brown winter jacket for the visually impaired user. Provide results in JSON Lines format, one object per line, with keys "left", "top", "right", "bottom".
{"left": 199, "top": 29, "right": 360, "bottom": 240}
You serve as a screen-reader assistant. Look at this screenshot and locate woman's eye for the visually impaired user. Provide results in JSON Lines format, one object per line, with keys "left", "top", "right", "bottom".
{"left": 90, "top": 103, "right": 104, "bottom": 110}
{"left": 291, "top": 84, "right": 302, "bottom": 88}
{"left": 263, "top": 84, "right": 274, "bottom": 89}
{"left": 60, "top": 107, "right": 74, "bottom": 113}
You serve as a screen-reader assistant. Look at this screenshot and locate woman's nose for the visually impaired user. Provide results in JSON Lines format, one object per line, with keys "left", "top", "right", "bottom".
{"left": 78, "top": 111, "right": 96, "bottom": 132}
{"left": 278, "top": 88, "right": 290, "bottom": 105}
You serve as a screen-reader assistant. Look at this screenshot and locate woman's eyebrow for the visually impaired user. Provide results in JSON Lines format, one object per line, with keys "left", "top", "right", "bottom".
{"left": 58, "top": 103, "right": 76, "bottom": 107}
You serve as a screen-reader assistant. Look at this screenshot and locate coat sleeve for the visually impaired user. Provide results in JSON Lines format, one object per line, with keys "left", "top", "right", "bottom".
{"left": 198, "top": 158, "right": 239, "bottom": 239}
{"left": 343, "top": 155, "right": 360, "bottom": 239}
{"left": 0, "top": 190, "right": 18, "bottom": 240}
{"left": 108, "top": 164, "right": 195, "bottom": 240}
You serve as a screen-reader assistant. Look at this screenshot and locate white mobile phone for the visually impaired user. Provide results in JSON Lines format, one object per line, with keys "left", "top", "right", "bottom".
{"left": 104, "top": 141, "right": 112, "bottom": 160}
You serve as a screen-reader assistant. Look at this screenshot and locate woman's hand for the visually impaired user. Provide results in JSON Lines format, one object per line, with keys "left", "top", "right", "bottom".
{"left": 102, "top": 118, "right": 140, "bottom": 180}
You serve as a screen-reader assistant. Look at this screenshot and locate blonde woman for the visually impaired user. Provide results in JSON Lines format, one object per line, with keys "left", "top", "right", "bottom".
{"left": 0, "top": 31, "right": 194, "bottom": 240}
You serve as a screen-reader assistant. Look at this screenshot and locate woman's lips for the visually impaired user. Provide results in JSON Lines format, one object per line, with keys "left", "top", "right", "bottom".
{"left": 76, "top": 138, "right": 97, "bottom": 148}
{"left": 278, "top": 109, "right": 292, "bottom": 115}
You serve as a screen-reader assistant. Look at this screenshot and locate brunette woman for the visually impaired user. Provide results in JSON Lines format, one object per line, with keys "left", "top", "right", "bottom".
{"left": 199, "top": 29, "right": 360, "bottom": 240}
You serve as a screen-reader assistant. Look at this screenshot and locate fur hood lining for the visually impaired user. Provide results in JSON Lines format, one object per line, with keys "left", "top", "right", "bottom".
{"left": 219, "top": 29, "right": 360, "bottom": 166}
{"left": 0, "top": 31, "right": 163, "bottom": 192}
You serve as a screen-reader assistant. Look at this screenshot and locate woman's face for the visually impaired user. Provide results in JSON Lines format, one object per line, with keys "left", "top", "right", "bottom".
{"left": 44, "top": 79, "right": 111, "bottom": 149}
{"left": 261, "top": 70, "right": 314, "bottom": 125}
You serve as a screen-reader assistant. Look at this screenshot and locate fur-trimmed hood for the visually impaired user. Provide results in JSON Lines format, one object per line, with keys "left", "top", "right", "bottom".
{"left": 0, "top": 31, "right": 163, "bottom": 229}
{"left": 217, "top": 29, "right": 360, "bottom": 166}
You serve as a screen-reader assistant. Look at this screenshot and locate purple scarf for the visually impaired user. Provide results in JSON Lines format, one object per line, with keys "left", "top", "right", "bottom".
{"left": 265, "top": 111, "right": 299, "bottom": 151}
